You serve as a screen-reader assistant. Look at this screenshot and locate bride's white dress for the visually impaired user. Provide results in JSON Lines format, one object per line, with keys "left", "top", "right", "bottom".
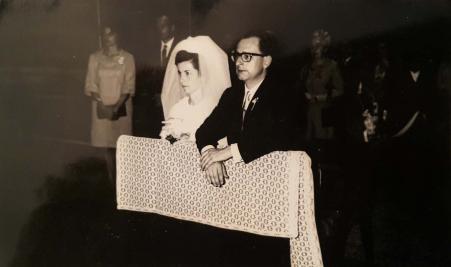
{"left": 162, "top": 96, "right": 216, "bottom": 141}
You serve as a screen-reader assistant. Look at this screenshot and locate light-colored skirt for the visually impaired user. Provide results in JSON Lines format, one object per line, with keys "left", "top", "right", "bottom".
{"left": 90, "top": 99, "right": 133, "bottom": 148}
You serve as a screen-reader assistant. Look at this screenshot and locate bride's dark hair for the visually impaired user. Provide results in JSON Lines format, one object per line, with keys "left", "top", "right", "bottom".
{"left": 175, "top": 50, "right": 199, "bottom": 71}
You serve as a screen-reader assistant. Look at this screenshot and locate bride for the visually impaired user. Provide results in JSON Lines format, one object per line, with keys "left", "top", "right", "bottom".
{"left": 160, "top": 36, "right": 231, "bottom": 142}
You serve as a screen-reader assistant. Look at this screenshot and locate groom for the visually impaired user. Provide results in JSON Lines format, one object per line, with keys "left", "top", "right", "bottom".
{"left": 195, "top": 31, "right": 293, "bottom": 187}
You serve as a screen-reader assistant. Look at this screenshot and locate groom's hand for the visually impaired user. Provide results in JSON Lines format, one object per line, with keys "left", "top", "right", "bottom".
{"left": 205, "top": 162, "right": 228, "bottom": 187}
{"left": 201, "top": 147, "right": 232, "bottom": 171}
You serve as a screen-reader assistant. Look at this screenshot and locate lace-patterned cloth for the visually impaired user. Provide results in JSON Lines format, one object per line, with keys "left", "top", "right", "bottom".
{"left": 116, "top": 136, "right": 323, "bottom": 267}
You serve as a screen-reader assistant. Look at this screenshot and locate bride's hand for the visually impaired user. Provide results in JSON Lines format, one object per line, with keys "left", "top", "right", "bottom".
{"left": 161, "top": 118, "right": 183, "bottom": 138}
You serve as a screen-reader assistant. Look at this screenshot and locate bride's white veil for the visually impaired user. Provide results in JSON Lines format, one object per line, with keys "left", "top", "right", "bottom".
{"left": 161, "top": 36, "right": 231, "bottom": 119}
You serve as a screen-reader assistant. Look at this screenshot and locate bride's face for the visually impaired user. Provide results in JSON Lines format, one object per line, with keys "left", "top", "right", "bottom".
{"left": 177, "top": 60, "right": 202, "bottom": 96}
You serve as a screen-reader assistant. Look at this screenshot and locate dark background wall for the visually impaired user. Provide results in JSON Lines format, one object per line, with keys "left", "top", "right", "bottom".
{"left": 0, "top": 0, "right": 450, "bottom": 266}
{"left": 191, "top": 0, "right": 450, "bottom": 51}
{"left": 189, "top": 0, "right": 451, "bottom": 91}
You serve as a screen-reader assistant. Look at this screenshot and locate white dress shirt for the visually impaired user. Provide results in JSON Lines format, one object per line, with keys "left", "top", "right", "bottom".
{"left": 410, "top": 70, "right": 420, "bottom": 83}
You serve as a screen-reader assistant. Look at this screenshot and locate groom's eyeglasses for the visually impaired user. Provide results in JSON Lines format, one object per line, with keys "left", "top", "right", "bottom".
{"left": 231, "top": 51, "right": 267, "bottom": 63}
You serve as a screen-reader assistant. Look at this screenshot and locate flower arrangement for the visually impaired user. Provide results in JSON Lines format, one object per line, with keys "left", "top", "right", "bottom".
{"left": 362, "top": 102, "right": 387, "bottom": 143}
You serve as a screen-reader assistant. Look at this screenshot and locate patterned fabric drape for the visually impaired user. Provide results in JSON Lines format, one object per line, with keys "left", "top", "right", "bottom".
{"left": 116, "top": 136, "right": 323, "bottom": 267}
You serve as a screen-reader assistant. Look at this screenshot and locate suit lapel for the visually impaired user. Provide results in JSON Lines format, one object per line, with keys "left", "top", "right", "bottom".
{"left": 236, "top": 84, "right": 245, "bottom": 130}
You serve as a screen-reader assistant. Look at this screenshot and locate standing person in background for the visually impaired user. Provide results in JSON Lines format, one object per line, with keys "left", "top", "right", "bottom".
{"left": 332, "top": 46, "right": 387, "bottom": 266}
{"left": 371, "top": 42, "right": 391, "bottom": 104}
{"left": 384, "top": 49, "right": 441, "bottom": 262}
{"left": 300, "top": 30, "right": 343, "bottom": 142}
{"left": 134, "top": 14, "right": 180, "bottom": 138}
{"left": 85, "top": 27, "right": 135, "bottom": 184}
{"left": 437, "top": 48, "right": 451, "bottom": 170}
{"left": 297, "top": 31, "right": 343, "bottom": 263}
{"left": 157, "top": 15, "right": 178, "bottom": 69}
{"left": 436, "top": 48, "right": 451, "bottom": 260}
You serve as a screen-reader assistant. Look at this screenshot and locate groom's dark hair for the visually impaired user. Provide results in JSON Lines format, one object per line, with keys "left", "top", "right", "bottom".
{"left": 238, "top": 30, "right": 278, "bottom": 57}
{"left": 175, "top": 50, "right": 200, "bottom": 71}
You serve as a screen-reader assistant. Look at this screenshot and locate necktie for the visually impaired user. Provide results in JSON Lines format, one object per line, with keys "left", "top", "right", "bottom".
{"left": 242, "top": 90, "right": 252, "bottom": 121}
{"left": 161, "top": 44, "right": 168, "bottom": 67}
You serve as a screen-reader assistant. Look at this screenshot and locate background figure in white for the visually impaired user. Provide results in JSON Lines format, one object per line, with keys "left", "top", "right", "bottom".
{"left": 160, "top": 36, "right": 231, "bottom": 142}
{"left": 84, "top": 27, "right": 135, "bottom": 183}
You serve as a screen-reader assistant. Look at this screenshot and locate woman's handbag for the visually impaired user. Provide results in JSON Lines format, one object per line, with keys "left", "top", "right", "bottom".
{"left": 322, "top": 96, "right": 343, "bottom": 128}
{"left": 97, "top": 102, "right": 126, "bottom": 121}
{"left": 321, "top": 78, "right": 343, "bottom": 128}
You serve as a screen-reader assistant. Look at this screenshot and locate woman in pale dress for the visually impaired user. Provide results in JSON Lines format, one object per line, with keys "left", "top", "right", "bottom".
{"left": 301, "top": 30, "right": 343, "bottom": 141}
{"left": 84, "top": 27, "right": 135, "bottom": 183}
{"left": 160, "top": 36, "right": 231, "bottom": 142}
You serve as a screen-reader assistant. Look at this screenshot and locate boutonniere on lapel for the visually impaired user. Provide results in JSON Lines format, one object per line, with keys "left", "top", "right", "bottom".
{"left": 117, "top": 56, "right": 125, "bottom": 65}
{"left": 250, "top": 97, "right": 259, "bottom": 111}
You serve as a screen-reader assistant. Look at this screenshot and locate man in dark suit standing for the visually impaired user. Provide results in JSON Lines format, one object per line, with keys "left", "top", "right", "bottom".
{"left": 383, "top": 51, "right": 444, "bottom": 261}
{"left": 385, "top": 52, "right": 434, "bottom": 195}
{"left": 196, "top": 31, "right": 293, "bottom": 187}
{"left": 134, "top": 14, "right": 179, "bottom": 138}
{"left": 156, "top": 15, "right": 177, "bottom": 69}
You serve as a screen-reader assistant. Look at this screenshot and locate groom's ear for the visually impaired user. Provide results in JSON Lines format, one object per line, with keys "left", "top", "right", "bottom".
{"left": 263, "top": 55, "right": 272, "bottom": 69}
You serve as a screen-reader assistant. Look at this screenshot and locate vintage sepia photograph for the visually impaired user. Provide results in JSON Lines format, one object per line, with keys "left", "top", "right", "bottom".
{"left": 1, "top": 0, "right": 450, "bottom": 266}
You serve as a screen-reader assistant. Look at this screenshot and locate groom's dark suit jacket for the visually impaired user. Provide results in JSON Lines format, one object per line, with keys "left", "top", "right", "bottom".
{"left": 196, "top": 76, "right": 295, "bottom": 163}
